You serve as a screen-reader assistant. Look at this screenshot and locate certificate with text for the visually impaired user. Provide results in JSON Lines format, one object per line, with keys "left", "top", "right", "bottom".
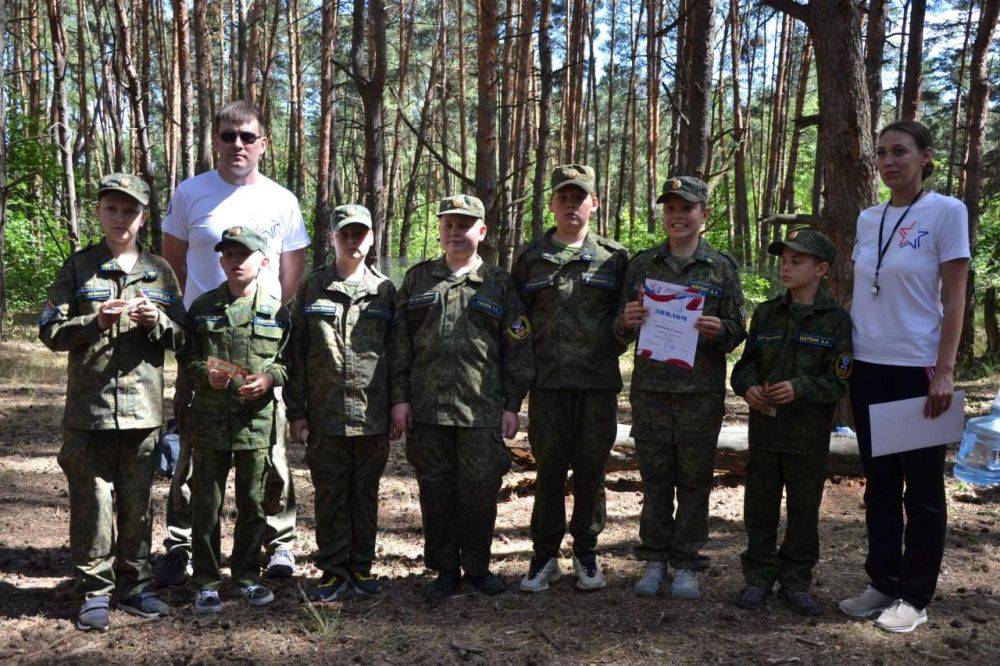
{"left": 636, "top": 279, "right": 704, "bottom": 369}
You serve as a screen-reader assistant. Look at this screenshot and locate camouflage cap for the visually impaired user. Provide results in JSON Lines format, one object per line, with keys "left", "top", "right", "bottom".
{"left": 436, "top": 194, "right": 485, "bottom": 219}
{"left": 550, "top": 164, "right": 596, "bottom": 195}
{"left": 97, "top": 172, "right": 150, "bottom": 207}
{"left": 657, "top": 175, "right": 708, "bottom": 204}
{"left": 331, "top": 204, "right": 373, "bottom": 231}
{"left": 213, "top": 225, "right": 269, "bottom": 254}
{"left": 768, "top": 228, "right": 836, "bottom": 264}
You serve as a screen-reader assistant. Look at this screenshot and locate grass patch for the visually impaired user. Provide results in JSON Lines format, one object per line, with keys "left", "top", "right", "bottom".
{"left": 297, "top": 584, "right": 344, "bottom": 636}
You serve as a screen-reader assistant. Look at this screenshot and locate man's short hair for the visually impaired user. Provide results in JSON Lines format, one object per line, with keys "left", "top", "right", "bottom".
{"left": 213, "top": 100, "right": 264, "bottom": 134}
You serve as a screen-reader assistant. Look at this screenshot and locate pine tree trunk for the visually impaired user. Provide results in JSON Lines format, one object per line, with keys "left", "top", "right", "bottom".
{"left": 759, "top": 13, "right": 791, "bottom": 266}
{"left": 900, "top": 0, "right": 925, "bottom": 120}
{"left": 0, "top": 0, "right": 8, "bottom": 334}
{"left": 645, "top": 0, "right": 662, "bottom": 231}
{"left": 313, "top": 0, "right": 339, "bottom": 265}
{"left": 476, "top": 0, "right": 500, "bottom": 263}
{"left": 780, "top": 38, "right": 811, "bottom": 214}
{"left": 531, "top": 0, "right": 554, "bottom": 241}
{"left": 674, "top": 0, "right": 715, "bottom": 178}
{"left": 863, "top": 0, "right": 886, "bottom": 140}
{"left": 729, "top": 0, "right": 751, "bottom": 265}
{"left": 174, "top": 0, "right": 194, "bottom": 182}
{"left": 193, "top": 0, "right": 214, "bottom": 174}
{"left": 456, "top": 0, "right": 470, "bottom": 181}
{"left": 945, "top": 2, "right": 974, "bottom": 196}
{"left": 958, "top": 0, "right": 1000, "bottom": 362}
{"left": 46, "top": 0, "right": 79, "bottom": 250}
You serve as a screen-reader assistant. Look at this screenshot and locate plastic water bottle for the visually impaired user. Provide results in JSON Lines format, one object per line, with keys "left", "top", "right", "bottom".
{"left": 954, "top": 390, "right": 1000, "bottom": 486}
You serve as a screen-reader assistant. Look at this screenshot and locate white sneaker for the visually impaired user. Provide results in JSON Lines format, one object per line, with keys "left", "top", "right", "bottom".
{"left": 572, "top": 553, "right": 606, "bottom": 591}
{"left": 194, "top": 589, "right": 222, "bottom": 614}
{"left": 670, "top": 569, "right": 700, "bottom": 599}
{"left": 520, "top": 556, "right": 562, "bottom": 593}
{"left": 633, "top": 561, "right": 667, "bottom": 597}
{"left": 875, "top": 600, "right": 928, "bottom": 633}
{"left": 838, "top": 585, "right": 894, "bottom": 619}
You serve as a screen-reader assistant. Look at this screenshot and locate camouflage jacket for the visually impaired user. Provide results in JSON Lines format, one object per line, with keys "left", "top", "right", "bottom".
{"left": 179, "top": 283, "right": 290, "bottom": 450}
{"left": 512, "top": 229, "right": 629, "bottom": 391}
{"left": 615, "top": 238, "right": 747, "bottom": 394}
{"left": 39, "top": 242, "right": 185, "bottom": 430}
{"left": 389, "top": 255, "right": 535, "bottom": 428}
{"left": 731, "top": 288, "right": 852, "bottom": 455}
{"left": 285, "top": 262, "right": 396, "bottom": 436}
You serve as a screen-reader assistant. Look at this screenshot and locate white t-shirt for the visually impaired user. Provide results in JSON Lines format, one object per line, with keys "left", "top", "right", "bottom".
{"left": 850, "top": 191, "right": 970, "bottom": 366}
{"left": 163, "top": 170, "right": 311, "bottom": 308}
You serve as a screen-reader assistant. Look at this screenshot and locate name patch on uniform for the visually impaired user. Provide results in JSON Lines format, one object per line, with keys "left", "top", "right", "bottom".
{"left": 364, "top": 303, "right": 394, "bottom": 321}
{"left": 835, "top": 352, "right": 854, "bottom": 379}
{"left": 407, "top": 291, "right": 439, "bottom": 309}
{"left": 252, "top": 315, "right": 285, "bottom": 329}
{"left": 524, "top": 274, "right": 555, "bottom": 292}
{"left": 687, "top": 280, "right": 723, "bottom": 298}
{"left": 304, "top": 301, "right": 340, "bottom": 316}
{"left": 195, "top": 314, "right": 224, "bottom": 325}
{"left": 142, "top": 289, "right": 176, "bottom": 305}
{"left": 582, "top": 272, "right": 617, "bottom": 290}
{"left": 470, "top": 296, "right": 503, "bottom": 318}
{"left": 756, "top": 331, "right": 785, "bottom": 344}
{"left": 507, "top": 315, "right": 532, "bottom": 341}
{"left": 76, "top": 287, "right": 112, "bottom": 301}
{"left": 797, "top": 333, "right": 834, "bottom": 348}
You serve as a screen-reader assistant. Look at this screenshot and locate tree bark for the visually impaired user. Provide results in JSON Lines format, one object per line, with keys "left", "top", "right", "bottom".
{"left": 174, "top": 0, "right": 194, "bottom": 182}
{"left": 476, "top": 0, "right": 500, "bottom": 263}
{"left": 0, "top": 0, "right": 8, "bottom": 334}
{"left": 863, "top": 0, "right": 886, "bottom": 140}
{"left": 959, "top": 0, "right": 1000, "bottom": 362}
{"left": 900, "top": 0, "right": 925, "bottom": 121}
{"left": 946, "top": 2, "right": 974, "bottom": 196}
{"left": 531, "top": 0, "right": 554, "bottom": 241}
{"left": 780, "top": 38, "right": 811, "bottom": 214}
{"left": 313, "top": 0, "right": 339, "bottom": 265}
{"left": 674, "top": 0, "right": 715, "bottom": 178}
{"left": 645, "top": 0, "right": 662, "bottom": 231}
{"left": 193, "top": 0, "right": 214, "bottom": 174}
{"left": 763, "top": 0, "right": 878, "bottom": 302}
{"left": 729, "top": 0, "right": 751, "bottom": 265}
{"left": 46, "top": 0, "right": 79, "bottom": 250}
{"left": 285, "top": 0, "right": 304, "bottom": 198}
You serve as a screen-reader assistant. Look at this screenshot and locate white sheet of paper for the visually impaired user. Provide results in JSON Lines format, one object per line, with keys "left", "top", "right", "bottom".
{"left": 635, "top": 278, "right": 704, "bottom": 369}
{"left": 869, "top": 391, "right": 965, "bottom": 457}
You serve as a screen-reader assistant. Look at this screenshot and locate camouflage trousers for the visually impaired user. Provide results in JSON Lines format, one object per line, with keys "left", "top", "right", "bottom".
{"left": 58, "top": 427, "right": 159, "bottom": 599}
{"left": 165, "top": 372, "right": 296, "bottom": 556}
{"left": 631, "top": 390, "right": 724, "bottom": 570}
{"left": 406, "top": 424, "right": 510, "bottom": 576}
{"left": 741, "top": 448, "right": 826, "bottom": 592}
{"left": 190, "top": 447, "right": 270, "bottom": 589}
{"left": 528, "top": 389, "right": 617, "bottom": 559}
{"left": 306, "top": 434, "right": 389, "bottom": 577}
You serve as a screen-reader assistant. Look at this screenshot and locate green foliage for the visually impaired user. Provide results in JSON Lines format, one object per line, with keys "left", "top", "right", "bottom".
{"left": 3, "top": 110, "right": 68, "bottom": 312}
{"left": 740, "top": 271, "right": 776, "bottom": 309}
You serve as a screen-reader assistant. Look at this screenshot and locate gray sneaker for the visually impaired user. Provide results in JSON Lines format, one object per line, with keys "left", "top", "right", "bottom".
{"left": 670, "top": 569, "right": 700, "bottom": 599}
{"left": 266, "top": 549, "right": 295, "bottom": 578}
{"left": 633, "top": 562, "right": 667, "bottom": 597}
{"left": 194, "top": 589, "right": 222, "bottom": 615}
{"left": 241, "top": 583, "right": 275, "bottom": 607}
{"left": 839, "top": 585, "right": 894, "bottom": 619}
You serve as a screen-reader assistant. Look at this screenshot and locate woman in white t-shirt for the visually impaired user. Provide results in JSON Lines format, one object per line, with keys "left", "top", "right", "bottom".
{"left": 839, "top": 121, "right": 970, "bottom": 633}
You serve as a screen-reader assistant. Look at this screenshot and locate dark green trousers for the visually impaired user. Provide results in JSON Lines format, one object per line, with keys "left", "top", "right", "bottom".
{"left": 741, "top": 448, "right": 827, "bottom": 592}
{"left": 191, "top": 447, "right": 270, "bottom": 589}
{"left": 307, "top": 433, "right": 389, "bottom": 577}
{"left": 405, "top": 424, "right": 510, "bottom": 576}
{"left": 528, "top": 389, "right": 617, "bottom": 558}
{"left": 632, "top": 390, "right": 724, "bottom": 570}
{"left": 58, "top": 428, "right": 159, "bottom": 599}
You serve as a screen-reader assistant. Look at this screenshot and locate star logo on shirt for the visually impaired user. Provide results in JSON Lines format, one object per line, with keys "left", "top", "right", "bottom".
{"left": 897, "top": 220, "right": 928, "bottom": 249}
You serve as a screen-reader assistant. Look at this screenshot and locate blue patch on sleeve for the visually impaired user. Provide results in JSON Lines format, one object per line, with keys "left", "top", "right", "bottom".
{"left": 39, "top": 302, "right": 60, "bottom": 328}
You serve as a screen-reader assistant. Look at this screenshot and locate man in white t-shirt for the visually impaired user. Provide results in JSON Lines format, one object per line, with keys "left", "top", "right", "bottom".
{"left": 157, "top": 100, "right": 309, "bottom": 585}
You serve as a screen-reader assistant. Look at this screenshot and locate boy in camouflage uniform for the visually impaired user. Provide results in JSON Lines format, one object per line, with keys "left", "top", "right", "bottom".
{"left": 40, "top": 173, "right": 184, "bottom": 631}
{"left": 390, "top": 195, "right": 534, "bottom": 604}
{"left": 512, "top": 165, "right": 628, "bottom": 592}
{"left": 179, "top": 226, "right": 290, "bottom": 613}
{"left": 616, "top": 176, "right": 746, "bottom": 599}
{"left": 731, "top": 229, "right": 851, "bottom": 615}
{"left": 285, "top": 205, "right": 396, "bottom": 602}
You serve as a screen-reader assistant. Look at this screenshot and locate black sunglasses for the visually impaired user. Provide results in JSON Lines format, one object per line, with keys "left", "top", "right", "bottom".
{"left": 219, "top": 130, "right": 263, "bottom": 145}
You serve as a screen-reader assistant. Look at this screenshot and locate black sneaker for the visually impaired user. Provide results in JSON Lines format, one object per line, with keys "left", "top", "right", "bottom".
{"left": 118, "top": 590, "right": 171, "bottom": 618}
{"left": 423, "top": 571, "right": 460, "bottom": 604}
{"left": 466, "top": 571, "right": 507, "bottom": 596}
{"left": 76, "top": 595, "right": 110, "bottom": 632}
{"left": 780, "top": 588, "right": 823, "bottom": 616}
{"left": 349, "top": 571, "right": 381, "bottom": 595}
{"left": 735, "top": 585, "right": 771, "bottom": 610}
{"left": 154, "top": 549, "right": 191, "bottom": 587}
{"left": 307, "top": 574, "right": 351, "bottom": 602}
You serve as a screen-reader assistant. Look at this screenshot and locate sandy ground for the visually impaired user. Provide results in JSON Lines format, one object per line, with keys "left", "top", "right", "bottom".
{"left": 1, "top": 336, "right": 998, "bottom": 664}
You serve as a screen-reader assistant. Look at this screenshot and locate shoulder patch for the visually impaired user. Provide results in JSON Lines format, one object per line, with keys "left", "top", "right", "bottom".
{"left": 507, "top": 314, "right": 532, "bottom": 341}
{"left": 835, "top": 352, "right": 854, "bottom": 379}
{"left": 470, "top": 295, "right": 504, "bottom": 318}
